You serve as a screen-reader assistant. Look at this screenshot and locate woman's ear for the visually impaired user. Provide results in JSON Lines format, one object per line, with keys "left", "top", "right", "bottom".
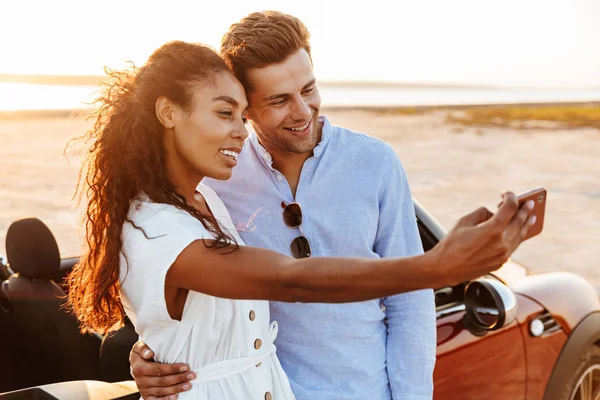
{"left": 156, "top": 96, "right": 176, "bottom": 128}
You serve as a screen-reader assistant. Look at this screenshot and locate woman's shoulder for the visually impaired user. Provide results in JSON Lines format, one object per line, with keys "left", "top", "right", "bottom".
{"left": 197, "top": 183, "right": 233, "bottom": 220}
{"left": 196, "top": 183, "right": 222, "bottom": 206}
{"left": 124, "top": 195, "right": 213, "bottom": 241}
{"left": 196, "top": 183, "right": 244, "bottom": 243}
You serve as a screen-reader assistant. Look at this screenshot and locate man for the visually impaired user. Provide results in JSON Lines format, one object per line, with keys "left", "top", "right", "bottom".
{"left": 129, "top": 11, "right": 533, "bottom": 400}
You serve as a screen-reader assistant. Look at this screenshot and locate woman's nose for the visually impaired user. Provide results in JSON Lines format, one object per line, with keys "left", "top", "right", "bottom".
{"left": 232, "top": 120, "right": 249, "bottom": 140}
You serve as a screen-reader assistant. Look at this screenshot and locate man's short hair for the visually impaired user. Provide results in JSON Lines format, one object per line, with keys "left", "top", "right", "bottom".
{"left": 220, "top": 10, "right": 311, "bottom": 89}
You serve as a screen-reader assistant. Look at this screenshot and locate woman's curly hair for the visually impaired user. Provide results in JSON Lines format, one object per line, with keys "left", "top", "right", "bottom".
{"left": 67, "top": 41, "right": 237, "bottom": 335}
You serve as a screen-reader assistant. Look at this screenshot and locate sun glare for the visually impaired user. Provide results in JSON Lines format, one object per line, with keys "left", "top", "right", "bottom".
{"left": 0, "top": 83, "right": 97, "bottom": 112}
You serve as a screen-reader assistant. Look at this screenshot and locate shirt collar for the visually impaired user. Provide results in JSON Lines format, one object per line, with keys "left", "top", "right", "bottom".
{"left": 248, "top": 128, "right": 274, "bottom": 168}
{"left": 248, "top": 115, "right": 334, "bottom": 167}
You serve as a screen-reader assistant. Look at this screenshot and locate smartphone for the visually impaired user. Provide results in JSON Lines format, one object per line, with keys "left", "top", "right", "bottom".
{"left": 516, "top": 187, "right": 547, "bottom": 241}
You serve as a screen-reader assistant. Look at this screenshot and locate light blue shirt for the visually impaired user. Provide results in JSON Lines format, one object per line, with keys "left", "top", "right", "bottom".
{"left": 204, "top": 116, "right": 436, "bottom": 400}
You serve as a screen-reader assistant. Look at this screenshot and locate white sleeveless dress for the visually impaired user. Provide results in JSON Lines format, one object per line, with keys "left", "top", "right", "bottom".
{"left": 119, "top": 183, "right": 296, "bottom": 400}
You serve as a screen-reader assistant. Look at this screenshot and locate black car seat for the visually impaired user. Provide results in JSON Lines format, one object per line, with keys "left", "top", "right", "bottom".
{"left": 100, "top": 316, "right": 138, "bottom": 382}
{"left": 0, "top": 255, "right": 23, "bottom": 392}
{"left": 0, "top": 218, "right": 103, "bottom": 390}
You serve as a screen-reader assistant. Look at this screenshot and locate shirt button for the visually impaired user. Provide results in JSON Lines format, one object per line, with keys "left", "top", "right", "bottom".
{"left": 265, "top": 392, "right": 272, "bottom": 400}
{"left": 276, "top": 175, "right": 282, "bottom": 181}
{"left": 254, "top": 339, "right": 262, "bottom": 350}
{"left": 255, "top": 362, "right": 262, "bottom": 367}
{"left": 249, "top": 310, "right": 256, "bottom": 321}
{"left": 263, "top": 153, "right": 270, "bottom": 160}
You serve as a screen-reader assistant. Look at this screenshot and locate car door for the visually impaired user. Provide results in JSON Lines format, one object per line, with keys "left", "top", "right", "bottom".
{"left": 433, "top": 284, "right": 527, "bottom": 400}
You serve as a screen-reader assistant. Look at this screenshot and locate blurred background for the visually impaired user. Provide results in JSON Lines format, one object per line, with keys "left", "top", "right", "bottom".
{"left": 1, "top": 0, "right": 599, "bottom": 288}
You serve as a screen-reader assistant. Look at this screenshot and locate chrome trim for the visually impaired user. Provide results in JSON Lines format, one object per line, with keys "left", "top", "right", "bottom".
{"left": 537, "top": 311, "right": 562, "bottom": 335}
{"left": 413, "top": 199, "right": 447, "bottom": 241}
{"left": 483, "top": 278, "right": 519, "bottom": 326}
{"left": 436, "top": 303, "right": 466, "bottom": 319}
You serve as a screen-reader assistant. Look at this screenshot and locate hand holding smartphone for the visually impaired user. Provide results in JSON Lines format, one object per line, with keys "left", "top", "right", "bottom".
{"left": 499, "top": 187, "right": 547, "bottom": 241}
{"left": 517, "top": 187, "right": 547, "bottom": 240}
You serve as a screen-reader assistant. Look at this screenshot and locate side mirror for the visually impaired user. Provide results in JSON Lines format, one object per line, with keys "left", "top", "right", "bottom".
{"left": 462, "top": 278, "right": 518, "bottom": 336}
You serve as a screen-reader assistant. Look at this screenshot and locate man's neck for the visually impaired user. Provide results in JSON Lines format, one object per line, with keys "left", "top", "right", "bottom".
{"left": 256, "top": 123, "right": 323, "bottom": 198}
{"left": 271, "top": 150, "right": 311, "bottom": 197}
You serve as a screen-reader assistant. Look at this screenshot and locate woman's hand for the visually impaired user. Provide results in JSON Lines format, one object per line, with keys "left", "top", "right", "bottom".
{"left": 427, "top": 191, "right": 536, "bottom": 287}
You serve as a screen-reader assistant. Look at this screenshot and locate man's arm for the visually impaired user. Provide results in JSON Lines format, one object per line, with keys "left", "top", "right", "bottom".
{"left": 375, "top": 145, "right": 436, "bottom": 399}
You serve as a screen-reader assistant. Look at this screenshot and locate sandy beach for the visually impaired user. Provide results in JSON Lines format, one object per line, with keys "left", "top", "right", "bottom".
{"left": 0, "top": 109, "right": 598, "bottom": 288}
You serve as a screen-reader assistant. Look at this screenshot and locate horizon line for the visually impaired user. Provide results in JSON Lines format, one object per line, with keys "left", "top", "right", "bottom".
{"left": 1, "top": 73, "right": 599, "bottom": 92}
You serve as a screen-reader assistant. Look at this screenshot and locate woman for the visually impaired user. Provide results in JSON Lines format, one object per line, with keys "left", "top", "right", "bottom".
{"left": 68, "top": 41, "right": 533, "bottom": 399}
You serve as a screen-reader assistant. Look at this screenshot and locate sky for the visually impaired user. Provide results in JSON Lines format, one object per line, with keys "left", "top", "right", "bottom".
{"left": 1, "top": 0, "right": 600, "bottom": 88}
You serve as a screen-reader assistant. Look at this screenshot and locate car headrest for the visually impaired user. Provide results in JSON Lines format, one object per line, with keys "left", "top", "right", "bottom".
{"left": 6, "top": 218, "right": 61, "bottom": 280}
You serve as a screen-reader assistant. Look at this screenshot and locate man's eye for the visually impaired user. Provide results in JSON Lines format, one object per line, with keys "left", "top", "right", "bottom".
{"left": 303, "top": 86, "right": 314, "bottom": 94}
{"left": 271, "top": 100, "right": 286, "bottom": 107}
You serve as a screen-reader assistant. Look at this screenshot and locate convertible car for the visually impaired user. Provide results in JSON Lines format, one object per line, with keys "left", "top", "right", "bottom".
{"left": 0, "top": 200, "right": 598, "bottom": 400}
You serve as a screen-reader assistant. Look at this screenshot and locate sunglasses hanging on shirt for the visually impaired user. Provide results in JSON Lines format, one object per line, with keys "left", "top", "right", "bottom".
{"left": 281, "top": 201, "right": 311, "bottom": 259}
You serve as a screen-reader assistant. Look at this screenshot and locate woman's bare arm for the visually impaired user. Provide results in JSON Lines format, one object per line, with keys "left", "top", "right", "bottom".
{"left": 167, "top": 242, "right": 434, "bottom": 303}
{"left": 167, "top": 194, "right": 534, "bottom": 303}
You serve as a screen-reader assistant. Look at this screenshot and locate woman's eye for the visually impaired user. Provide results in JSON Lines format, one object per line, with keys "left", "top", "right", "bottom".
{"left": 219, "top": 110, "right": 233, "bottom": 118}
{"left": 241, "top": 116, "right": 248, "bottom": 124}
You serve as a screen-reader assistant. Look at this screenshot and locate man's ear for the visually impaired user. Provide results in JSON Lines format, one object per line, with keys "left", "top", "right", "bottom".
{"left": 156, "top": 96, "right": 176, "bottom": 128}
